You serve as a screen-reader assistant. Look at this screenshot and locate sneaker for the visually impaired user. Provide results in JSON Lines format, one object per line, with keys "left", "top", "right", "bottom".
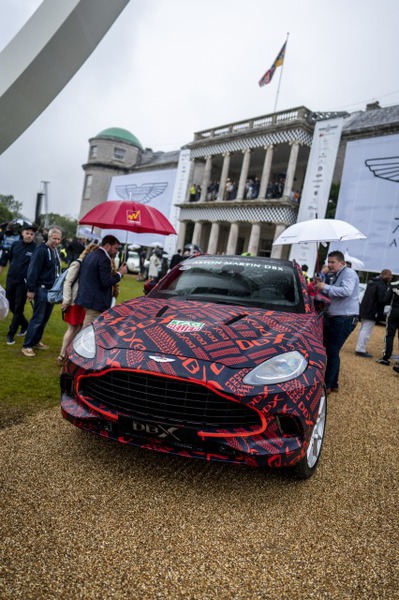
{"left": 16, "top": 327, "right": 28, "bottom": 337}
{"left": 22, "top": 347, "right": 36, "bottom": 357}
{"left": 393, "top": 365, "right": 399, "bottom": 374}
{"left": 34, "top": 342, "right": 50, "bottom": 350}
{"left": 376, "top": 358, "right": 390, "bottom": 366}
{"left": 6, "top": 335, "right": 15, "bottom": 345}
{"left": 355, "top": 351, "right": 373, "bottom": 358}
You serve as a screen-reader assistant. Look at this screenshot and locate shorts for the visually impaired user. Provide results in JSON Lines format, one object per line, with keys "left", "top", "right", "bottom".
{"left": 63, "top": 304, "right": 86, "bottom": 326}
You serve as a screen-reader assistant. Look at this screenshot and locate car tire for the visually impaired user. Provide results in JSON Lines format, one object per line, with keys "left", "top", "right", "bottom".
{"left": 293, "top": 388, "right": 327, "bottom": 479}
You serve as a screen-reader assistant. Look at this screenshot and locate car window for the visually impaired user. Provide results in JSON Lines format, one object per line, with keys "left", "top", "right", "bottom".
{"left": 150, "top": 257, "right": 304, "bottom": 313}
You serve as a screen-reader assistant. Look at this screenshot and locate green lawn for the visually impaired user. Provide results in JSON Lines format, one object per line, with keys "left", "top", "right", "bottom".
{"left": 0, "top": 268, "right": 144, "bottom": 427}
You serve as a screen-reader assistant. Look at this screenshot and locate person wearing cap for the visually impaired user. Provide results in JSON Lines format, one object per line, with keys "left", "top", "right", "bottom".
{"left": 5, "top": 224, "right": 37, "bottom": 345}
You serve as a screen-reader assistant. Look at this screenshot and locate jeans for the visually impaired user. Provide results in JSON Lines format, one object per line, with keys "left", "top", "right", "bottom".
{"left": 23, "top": 287, "right": 54, "bottom": 348}
{"left": 6, "top": 281, "right": 29, "bottom": 337}
{"left": 324, "top": 315, "right": 357, "bottom": 389}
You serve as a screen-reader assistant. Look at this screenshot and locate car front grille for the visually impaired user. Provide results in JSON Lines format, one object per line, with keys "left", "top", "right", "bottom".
{"left": 78, "top": 370, "right": 260, "bottom": 430}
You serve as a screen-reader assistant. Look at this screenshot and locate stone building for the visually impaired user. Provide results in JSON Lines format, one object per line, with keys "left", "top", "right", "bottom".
{"left": 78, "top": 103, "right": 399, "bottom": 257}
{"left": 79, "top": 127, "right": 179, "bottom": 220}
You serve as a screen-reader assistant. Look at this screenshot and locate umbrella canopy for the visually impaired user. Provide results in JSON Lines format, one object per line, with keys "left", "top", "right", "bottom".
{"left": 79, "top": 201, "right": 176, "bottom": 235}
{"left": 344, "top": 252, "right": 365, "bottom": 270}
{"left": 273, "top": 219, "right": 366, "bottom": 245}
{"left": 9, "top": 218, "right": 34, "bottom": 230}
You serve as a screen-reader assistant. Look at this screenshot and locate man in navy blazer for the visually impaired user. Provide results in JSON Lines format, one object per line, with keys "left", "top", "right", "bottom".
{"left": 75, "top": 235, "right": 127, "bottom": 327}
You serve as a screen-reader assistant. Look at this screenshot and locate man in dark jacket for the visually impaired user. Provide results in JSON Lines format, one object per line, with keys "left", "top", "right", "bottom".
{"left": 170, "top": 249, "right": 183, "bottom": 270}
{"left": 75, "top": 235, "right": 127, "bottom": 327}
{"left": 355, "top": 269, "right": 392, "bottom": 357}
{"left": 22, "top": 227, "right": 62, "bottom": 357}
{"left": 377, "top": 278, "right": 399, "bottom": 366}
{"left": 5, "top": 224, "right": 37, "bottom": 344}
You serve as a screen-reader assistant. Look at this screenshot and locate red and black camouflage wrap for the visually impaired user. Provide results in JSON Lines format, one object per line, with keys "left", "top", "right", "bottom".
{"left": 61, "top": 260, "right": 327, "bottom": 470}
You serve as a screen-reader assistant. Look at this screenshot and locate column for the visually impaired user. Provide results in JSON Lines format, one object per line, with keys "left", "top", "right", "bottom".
{"left": 199, "top": 155, "right": 212, "bottom": 202}
{"left": 258, "top": 145, "right": 274, "bottom": 199}
{"left": 192, "top": 221, "right": 203, "bottom": 247}
{"left": 247, "top": 223, "right": 261, "bottom": 256}
{"left": 237, "top": 149, "right": 252, "bottom": 199}
{"left": 176, "top": 221, "right": 187, "bottom": 250}
{"left": 217, "top": 152, "right": 231, "bottom": 201}
{"left": 207, "top": 222, "right": 220, "bottom": 254}
{"left": 283, "top": 141, "right": 300, "bottom": 199}
{"left": 226, "top": 222, "right": 239, "bottom": 255}
{"left": 270, "top": 224, "right": 286, "bottom": 259}
{"left": 185, "top": 159, "right": 196, "bottom": 202}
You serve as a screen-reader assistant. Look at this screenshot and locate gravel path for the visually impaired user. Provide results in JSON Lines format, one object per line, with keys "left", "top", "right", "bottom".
{"left": 1, "top": 325, "right": 398, "bottom": 599}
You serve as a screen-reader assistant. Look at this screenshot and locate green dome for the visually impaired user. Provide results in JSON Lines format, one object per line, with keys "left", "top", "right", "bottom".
{"left": 95, "top": 127, "right": 143, "bottom": 150}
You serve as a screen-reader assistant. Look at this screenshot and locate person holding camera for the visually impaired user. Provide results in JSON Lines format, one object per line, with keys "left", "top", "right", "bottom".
{"left": 313, "top": 250, "right": 360, "bottom": 395}
{"left": 75, "top": 235, "right": 127, "bottom": 328}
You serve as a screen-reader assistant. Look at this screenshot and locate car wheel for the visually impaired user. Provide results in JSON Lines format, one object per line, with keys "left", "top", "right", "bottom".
{"left": 293, "top": 389, "right": 327, "bottom": 479}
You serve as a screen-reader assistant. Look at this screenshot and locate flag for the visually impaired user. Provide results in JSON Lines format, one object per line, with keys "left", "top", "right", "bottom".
{"left": 258, "top": 41, "right": 287, "bottom": 87}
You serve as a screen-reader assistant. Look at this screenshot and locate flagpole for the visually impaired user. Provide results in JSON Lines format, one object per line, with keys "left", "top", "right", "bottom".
{"left": 273, "top": 32, "right": 289, "bottom": 113}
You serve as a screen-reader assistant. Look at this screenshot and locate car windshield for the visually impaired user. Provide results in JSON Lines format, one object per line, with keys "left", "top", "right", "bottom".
{"left": 149, "top": 256, "right": 305, "bottom": 313}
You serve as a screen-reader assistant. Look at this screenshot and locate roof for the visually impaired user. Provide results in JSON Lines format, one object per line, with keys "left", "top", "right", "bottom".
{"left": 94, "top": 127, "right": 143, "bottom": 150}
{"left": 343, "top": 105, "right": 399, "bottom": 133}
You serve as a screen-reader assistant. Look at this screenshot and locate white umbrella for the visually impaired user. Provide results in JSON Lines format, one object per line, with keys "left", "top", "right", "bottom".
{"left": 273, "top": 218, "right": 366, "bottom": 245}
{"left": 149, "top": 241, "right": 164, "bottom": 247}
{"left": 344, "top": 252, "right": 365, "bottom": 270}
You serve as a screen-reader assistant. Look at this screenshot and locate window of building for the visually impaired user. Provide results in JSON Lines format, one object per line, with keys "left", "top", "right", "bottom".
{"left": 84, "top": 174, "right": 93, "bottom": 199}
{"left": 258, "top": 238, "right": 272, "bottom": 257}
{"left": 114, "top": 147, "right": 126, "bottom": 161}
{"left": 89, "top": 145, "right": 98, "bottom": 159}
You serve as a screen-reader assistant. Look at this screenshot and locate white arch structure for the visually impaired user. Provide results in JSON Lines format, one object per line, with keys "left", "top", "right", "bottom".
{"left": 0, "top": 0, "right": 130, "bottom": 155}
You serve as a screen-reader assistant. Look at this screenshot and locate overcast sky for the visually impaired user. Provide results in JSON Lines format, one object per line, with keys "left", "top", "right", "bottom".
{"left": 1, "top": 0, "right": 399, "bottom": 221}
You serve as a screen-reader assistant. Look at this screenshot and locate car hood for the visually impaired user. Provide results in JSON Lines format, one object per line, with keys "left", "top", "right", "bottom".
{"left": 93, "top": 297, "right": 321, "bottom": 368}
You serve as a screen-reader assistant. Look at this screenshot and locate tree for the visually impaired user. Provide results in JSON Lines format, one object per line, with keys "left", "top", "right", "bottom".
{"left": 42, "top": 213, "right": 78, "bottom": 239}
{"left": 0, "top": 194, "right": 23, "bottom": 223}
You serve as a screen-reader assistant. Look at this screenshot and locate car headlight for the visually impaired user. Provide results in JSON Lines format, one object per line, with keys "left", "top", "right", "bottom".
{"left": 72, "top": 325, "right": 96, "bottom": 358}
{"left": 243, "top": 351, "right": 307, "bottom": 385}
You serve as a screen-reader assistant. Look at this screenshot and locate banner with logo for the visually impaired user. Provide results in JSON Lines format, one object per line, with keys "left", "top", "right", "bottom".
{"left": 330, "top": 134, "right": 399, "bottom": 275}
{"left": 105, "top": 153, "right": 187, "bottom": 252}
{"left": 289, "top": 117, "right": 344, "bottom": 276}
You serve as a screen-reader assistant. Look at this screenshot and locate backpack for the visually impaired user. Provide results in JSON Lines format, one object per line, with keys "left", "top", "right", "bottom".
{"left": 47, "top": 259, "right": 81, "bottom": 304}
{"left": 47, "top": 269, "right": 69, "bottom": 304}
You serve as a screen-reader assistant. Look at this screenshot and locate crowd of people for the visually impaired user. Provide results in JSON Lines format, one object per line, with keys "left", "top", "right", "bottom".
{"left": 0, "top": 222, "right": 127, "bottom": 361}
{"left": 1, "top": 223, "right": 398, "bottom": 382}
{"left": 189, "top": 175, "right": 301, "bottom": 202}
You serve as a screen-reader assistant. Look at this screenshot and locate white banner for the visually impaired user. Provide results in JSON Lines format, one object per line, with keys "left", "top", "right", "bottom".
{"left": 330, "top": 134, "right": 399, "bottom": 275}
{"left": 105, "top": 163, "right": 180, "bottom": 251}
{"left": 289, "top": 117, "right": 344, "bottom": 276}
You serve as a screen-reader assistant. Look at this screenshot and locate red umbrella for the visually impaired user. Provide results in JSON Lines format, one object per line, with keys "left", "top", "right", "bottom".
{"left": 79, "top": 200, "right": 176, "bottom": 235}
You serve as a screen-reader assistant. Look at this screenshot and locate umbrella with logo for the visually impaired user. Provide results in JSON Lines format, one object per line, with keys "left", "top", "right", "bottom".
{"left": 80, "top": 200, "right": 176, "bottom": 236}
{"left": 273, "top": 218, "right": 366, "bottom": 245}
{"left": 80, "top": 200, "right": 176, "bottom": 262}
